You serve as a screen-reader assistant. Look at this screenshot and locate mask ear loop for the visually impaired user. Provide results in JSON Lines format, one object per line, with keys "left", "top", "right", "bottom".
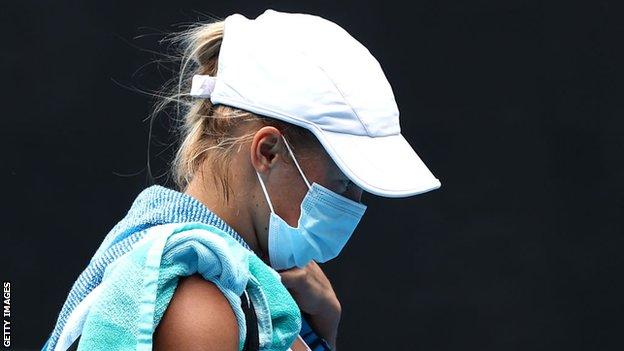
{"left": 256, "top": 171, "right": 275, "bottom": 214}
{"left": 281, "top": 135, "right": 311, "bottom": 190}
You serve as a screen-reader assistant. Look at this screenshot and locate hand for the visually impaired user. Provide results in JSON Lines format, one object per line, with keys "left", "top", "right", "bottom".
{"left": 278, "top": 261, "right": 341, "bottom": 349}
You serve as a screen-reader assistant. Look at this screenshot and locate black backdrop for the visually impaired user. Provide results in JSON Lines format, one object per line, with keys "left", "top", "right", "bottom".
{"left": 2, "top": 1, "right": 622, "bottom": 350}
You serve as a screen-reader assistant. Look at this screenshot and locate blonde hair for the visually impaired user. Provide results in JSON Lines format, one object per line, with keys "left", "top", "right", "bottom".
{"left": 150, "top": 19, "right": 319, "bottom": 202}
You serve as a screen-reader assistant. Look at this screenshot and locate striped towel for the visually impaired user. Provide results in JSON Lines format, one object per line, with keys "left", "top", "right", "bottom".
{"left": 42, "top": 185, "right": 251, "bottom": 350}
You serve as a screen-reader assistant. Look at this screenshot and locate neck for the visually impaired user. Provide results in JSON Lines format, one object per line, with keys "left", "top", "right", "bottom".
{"left": 183, "top": 171, "right": 265, "bottom": 259}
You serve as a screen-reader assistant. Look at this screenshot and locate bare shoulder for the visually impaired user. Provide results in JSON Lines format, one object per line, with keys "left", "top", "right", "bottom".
{"left": 153, "top": 273, "right": 239, "bottom": 351}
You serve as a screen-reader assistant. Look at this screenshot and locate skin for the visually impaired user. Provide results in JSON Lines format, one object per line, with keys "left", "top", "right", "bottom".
{"left": 153, "top": 124, "right": 363, "bottom": 350}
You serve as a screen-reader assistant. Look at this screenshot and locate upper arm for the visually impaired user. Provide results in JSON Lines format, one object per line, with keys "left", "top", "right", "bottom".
{"left": 153, "top": 273, "right": 239, "bottom": 351}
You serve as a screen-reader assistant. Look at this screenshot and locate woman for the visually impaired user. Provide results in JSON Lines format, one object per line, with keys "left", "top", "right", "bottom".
{"left": 43, "top": 9, "right": 440, "bottom": 351}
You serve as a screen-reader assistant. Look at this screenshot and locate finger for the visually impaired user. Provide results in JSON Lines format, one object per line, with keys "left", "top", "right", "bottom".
{"left": 301, "top": 261, "right": 330, "bottom": 286}
{"left": 306, "top": 261, "right": 324, "bottom": 275}
{"left": 279, "top": 268, "right": 308, "bottom": 289}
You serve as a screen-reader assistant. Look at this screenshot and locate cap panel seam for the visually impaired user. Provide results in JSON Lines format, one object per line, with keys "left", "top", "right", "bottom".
{"left": 294, "top": 49, "right": 373, "bottom": 136}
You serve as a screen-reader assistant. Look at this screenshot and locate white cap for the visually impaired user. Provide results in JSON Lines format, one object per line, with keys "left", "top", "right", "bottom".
{"left": 190, "top": 9, "right": 441, "bottom": 197}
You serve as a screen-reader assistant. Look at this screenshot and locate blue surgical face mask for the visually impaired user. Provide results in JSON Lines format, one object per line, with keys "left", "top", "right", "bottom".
{"left": 255, "top": 135, "right": 368, "bottom": 270}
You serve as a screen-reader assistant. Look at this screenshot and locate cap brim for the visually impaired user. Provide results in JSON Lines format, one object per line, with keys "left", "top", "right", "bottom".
{"left": 314, "top": 130, "right": 441, "bottom": 198}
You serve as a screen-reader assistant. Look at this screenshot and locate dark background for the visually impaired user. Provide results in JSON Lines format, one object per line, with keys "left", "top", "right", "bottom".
{"left": 2, "top": 0, "right": 622, "bottom": 350}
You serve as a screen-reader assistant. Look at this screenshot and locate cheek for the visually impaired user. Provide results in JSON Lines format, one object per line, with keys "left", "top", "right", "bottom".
{"left": 305, "top": 159, "right": 334, "bottom": 188}
{"left": 279, "top": 189, "right": 307, "bottom": 227}
{"left": 270, "top": 173, "right": 308, "bottom": 227}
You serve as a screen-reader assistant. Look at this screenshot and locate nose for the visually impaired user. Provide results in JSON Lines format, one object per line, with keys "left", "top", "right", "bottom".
{"left": 343, "top": 184, "right": 364, "bottom": 204}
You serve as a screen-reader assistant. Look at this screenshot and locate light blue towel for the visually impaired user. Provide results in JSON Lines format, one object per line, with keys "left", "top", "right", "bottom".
{"left": 42, "top": 185, "right": 301, "bottom": 351}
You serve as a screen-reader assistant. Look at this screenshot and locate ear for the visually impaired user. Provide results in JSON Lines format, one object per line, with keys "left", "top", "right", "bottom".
{"left": 250, "top": 126, "right": 283, "bottom": 174}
